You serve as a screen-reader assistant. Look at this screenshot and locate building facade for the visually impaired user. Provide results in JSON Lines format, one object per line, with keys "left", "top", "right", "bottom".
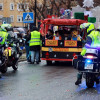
{"left": 0, "top": 0, "right": 29, "bottom": 27}
{"left": 0, "top": 0, "right": 78, "bottom": 27}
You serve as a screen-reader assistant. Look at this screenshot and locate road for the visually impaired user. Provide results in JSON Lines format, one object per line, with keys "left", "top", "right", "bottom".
{"left": 0, "top": 61, "right": 100, "bottom": 100}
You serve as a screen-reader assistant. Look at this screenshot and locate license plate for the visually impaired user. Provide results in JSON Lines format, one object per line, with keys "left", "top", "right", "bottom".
{"left": 85, "top": 64, "right": 93, "bottom": 69}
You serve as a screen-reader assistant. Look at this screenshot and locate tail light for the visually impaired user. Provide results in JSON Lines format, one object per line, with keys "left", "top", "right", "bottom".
{"left": 7, "top": 47, "right": 11, "bottom": 50}
{"left": 86, "top": 55, "right": 93, "bottom": 59}
{"left": 45, "top": 52, "right": 49, "bottom": 59}
{"left": 73, "top": 53, "right": 77, "bottom": 59}
{"left": 83, "top": 55, "right": 97, "bottom": 59}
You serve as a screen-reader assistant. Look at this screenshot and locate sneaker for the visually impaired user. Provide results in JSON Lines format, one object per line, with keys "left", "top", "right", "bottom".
{"left": 39, "top": 60, "right": 41, "bottom": 62}
{"left": 30, "top": 62, "right": 34, "bottom": 64}
{"left": 36, "top": 62, "right": 39, "bottom": 64}
{"left": 96, "top": 79, "right": 99, "bottom": 84}
{"left": 75, "top": 79, "right": 81, "bottom": 85}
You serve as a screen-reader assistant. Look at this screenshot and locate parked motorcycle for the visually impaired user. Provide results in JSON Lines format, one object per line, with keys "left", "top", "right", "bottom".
{"left": 2, "top": 38, "right": 23, "bottom": 73}
{"left": 73, "top": 48, "right": 100, "bottom": 88}
{"left": 0, "top": 44, "right": 7, "bottom": 73}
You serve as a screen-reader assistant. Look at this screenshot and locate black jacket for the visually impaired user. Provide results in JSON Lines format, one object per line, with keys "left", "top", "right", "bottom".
{"left": 24, "top": 34, "right": 30, "bottom": 46}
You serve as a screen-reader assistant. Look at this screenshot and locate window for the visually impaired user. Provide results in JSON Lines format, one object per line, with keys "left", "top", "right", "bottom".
{"left": 17, "top": 15, "right": 23, "bottom": 22}
{"left": 10, "top": 3, "right": 14, "bottom": 10}
{"left": 24, "top": 3, "right": 29, "bottom": 11}
{"left": 0, "top": 15, "right": 3, "bottom": 22}
{"left": 10, "top": 15, "right": 14, "bottom": 22}
{"left": 17, "top": 3, "right": 29, "bottom": 11}
{"left": 0, "top": 3, "right": 3, "bottom": 10}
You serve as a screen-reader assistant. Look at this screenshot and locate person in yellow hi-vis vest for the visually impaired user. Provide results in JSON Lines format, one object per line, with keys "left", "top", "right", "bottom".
{"left": 0, "top": 24, "right": 11, "bottom": 78}
{"left": 0, "top": 24, "right": 11, "bottom": 45}
{"left": 27, "top": 26, "right": 42, "bottom": 64}
{"left": 75, "top": 22, "right": 100, "bottom": 85}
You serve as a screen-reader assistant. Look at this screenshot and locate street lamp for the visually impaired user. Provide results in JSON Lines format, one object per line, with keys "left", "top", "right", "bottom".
{"left": 35, "top": 0, "right": 37, "bottom": 26}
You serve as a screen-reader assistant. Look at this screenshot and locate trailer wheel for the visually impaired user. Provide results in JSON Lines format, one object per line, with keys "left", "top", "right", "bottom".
{"left": 46, "top": 61, "right": 52, "bottom": 65}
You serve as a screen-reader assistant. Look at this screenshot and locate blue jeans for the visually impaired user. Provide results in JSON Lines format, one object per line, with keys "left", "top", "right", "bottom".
{"left": 25, "top": 45, "right": 30, "bottom": 61}
{"left": 30, "top": 50, "right": 39, "bottom": 63}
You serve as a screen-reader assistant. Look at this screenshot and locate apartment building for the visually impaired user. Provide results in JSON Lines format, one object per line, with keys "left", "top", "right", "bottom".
{"left": 0, "top": 0, "right": 29, "bottom": 27}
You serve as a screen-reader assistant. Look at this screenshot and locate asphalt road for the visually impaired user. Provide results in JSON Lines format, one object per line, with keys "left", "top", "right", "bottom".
{"left": 0, "top": 61, "right": 100, "bottom": 100}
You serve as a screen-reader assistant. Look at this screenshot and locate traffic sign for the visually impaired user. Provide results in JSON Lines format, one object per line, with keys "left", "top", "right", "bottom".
{"left": 23, "top": 12, "right": 34, "bottom": 23}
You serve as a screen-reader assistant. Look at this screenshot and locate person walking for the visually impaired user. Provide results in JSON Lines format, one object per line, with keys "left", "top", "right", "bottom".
{"left": 27, "top": 26, "right": 41, "bottom": 64}
{"left": 24, "top": 30, "right": 30, "bottom": 62}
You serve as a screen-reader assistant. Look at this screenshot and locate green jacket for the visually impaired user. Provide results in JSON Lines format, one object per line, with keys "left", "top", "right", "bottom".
{"left": 0, "top": 31, "right": 9, "bottom": 45}
{"left": 81, "top": 30, "right": 100, "bottom": 56}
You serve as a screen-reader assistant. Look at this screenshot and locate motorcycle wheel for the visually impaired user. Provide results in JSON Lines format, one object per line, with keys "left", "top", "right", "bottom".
{"left": 86, "top": 73, "right": 94, "bottom": 88}
{"left": 12, "top": 61, "right": 18, "bottom": 70}
{"left": 1, "top": 58, "right": 8, "bottom": 73}
{"left": 1, "top": 66, "right": 7, "bottom": 73}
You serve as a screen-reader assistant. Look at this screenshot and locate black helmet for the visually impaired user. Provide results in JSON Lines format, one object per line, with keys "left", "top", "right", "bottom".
{"left": 31, "top": 26, "right": 38, "bottom": 31}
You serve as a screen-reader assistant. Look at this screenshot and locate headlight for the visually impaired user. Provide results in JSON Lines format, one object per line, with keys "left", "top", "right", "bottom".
{"left": 20, "top": 40, "right": 22, "bottom": 42}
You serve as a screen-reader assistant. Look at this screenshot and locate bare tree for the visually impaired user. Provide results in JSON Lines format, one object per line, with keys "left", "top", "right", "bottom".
{"left": 15, "top": 0, "right": 74, "bottom": 20}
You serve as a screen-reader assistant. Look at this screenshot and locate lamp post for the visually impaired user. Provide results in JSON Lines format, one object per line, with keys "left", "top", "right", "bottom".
{"left": 35, "top": 0, "right": 37, "bottom": 26}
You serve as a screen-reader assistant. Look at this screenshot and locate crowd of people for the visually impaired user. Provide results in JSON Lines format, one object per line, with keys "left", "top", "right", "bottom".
{"left": 0, "top": 24, "right": 42, "bottom": 65}
{"left": 45, "top": 28, "right": 81, "bottom": 41}
{"left": 24, "top": 26, "right": 42, "bottom": 64}
{"left": 0, "top": 23, "right": 84, "bottom": 66}
{"left": 24, "top": 27, "right": 82, "bottom": 64}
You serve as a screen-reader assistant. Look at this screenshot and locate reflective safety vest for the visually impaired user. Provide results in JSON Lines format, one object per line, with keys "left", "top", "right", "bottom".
{"left": 88, "top": 31, "right": 100, "bottom": 47}
{"left": 29, "top": 31, "right": 41, "bottom": 46}
{"left": 81, "top": 30, "right": 100, "bottom": 56}
{"left": 0, "top": 31, "right": 8, "bottom": 45}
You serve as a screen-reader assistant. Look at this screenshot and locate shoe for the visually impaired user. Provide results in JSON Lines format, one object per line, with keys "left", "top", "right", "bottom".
{"left": 39, "top": 60, "right": 41, "bottom": 62}
{"left": 96, "top": 79, "right": 99, "bottom": 84}
{"left": 36, "top": 62, "right": 39, "bottom": 64}
{"left": 30, "top": 62, "right": 34, "bottom": 64}
{"left": 75, "top": 79, "right": 81, "bottom": 85}
{"left": 0, "top": 72, "right": 2, "bottom": 78}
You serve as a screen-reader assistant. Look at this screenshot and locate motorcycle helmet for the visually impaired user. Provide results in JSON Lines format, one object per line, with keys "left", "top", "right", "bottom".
{"left": 0, "top": 24, "right": 12, "bottom": 32}
{"left": 80, "top": 23, "right": 95, "bottom": 34}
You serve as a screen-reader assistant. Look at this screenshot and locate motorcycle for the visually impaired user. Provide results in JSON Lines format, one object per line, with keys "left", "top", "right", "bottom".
{"left": 2, "top": 38, "right": 23, "bottom": 73}
{"left": 73, "top": 48, "right": 100, "bottom": 88}
{"left": 0, "top": 44, "right": 8, "bottom": 73}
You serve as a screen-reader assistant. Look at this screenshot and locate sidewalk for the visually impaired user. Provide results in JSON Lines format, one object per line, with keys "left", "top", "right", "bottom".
{"left": 19, "top": 53, "right": 26, "bottom": 61}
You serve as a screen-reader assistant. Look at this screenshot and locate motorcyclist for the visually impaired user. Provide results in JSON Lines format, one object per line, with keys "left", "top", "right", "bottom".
{"left": 0, "top": 24, "right": 12, "bottom": 77}
{"left": 1, "top": 24, "right": 22, "bottom": 58}
{"left": 6, "top": 26, "right": 22, "bottom": 58}
{"left": 75, "top": 22, "right": 100, "bottom": 85}
{"left": 0, "top": 24, "right": 11, "bottom": 45}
